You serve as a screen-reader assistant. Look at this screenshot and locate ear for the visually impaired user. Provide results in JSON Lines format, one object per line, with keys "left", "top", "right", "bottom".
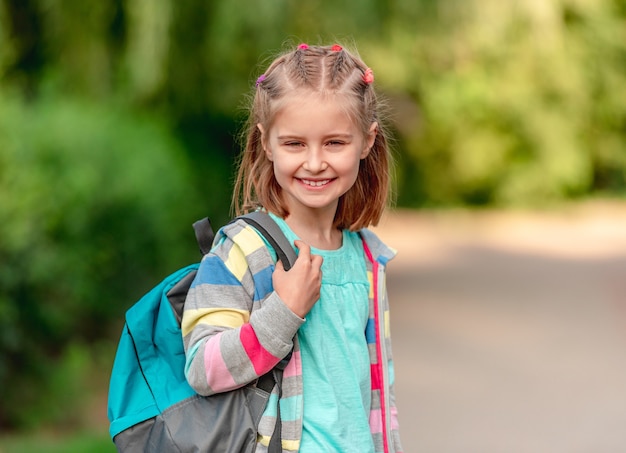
{"left": 361, "top": 121, "right": 378, "bottom": 159}
{"left": 257, "top": 123, "right": 272, "bottom": 161}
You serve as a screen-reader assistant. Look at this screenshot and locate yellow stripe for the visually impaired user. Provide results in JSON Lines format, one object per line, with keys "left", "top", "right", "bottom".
{"left": 233, "top": 226, "right": 265, "bottom": 256}
{"left": 224, "top": 246, "right": 249, "bottom": 281}
{"left": 181, "top": 307, "right": 249, "bottom": 336}
{"left": 257, "top": 435, "right": 300, "bottom": 451}
{"left": 282, "top": 439, "right": 300, "bottom": 450}
{"left": 224, "top": 226, "right": 265, "bottom": 280}
{"left": 384, "top": 311, "right": 390, "bottom": 338}
{"left": 367, "top": 270, "right": 374, "bottom": 298}
{"left": 234, "top": 226, "right": 266, "bottom": 256}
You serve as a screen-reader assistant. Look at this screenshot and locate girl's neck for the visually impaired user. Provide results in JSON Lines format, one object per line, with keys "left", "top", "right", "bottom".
{"left": 284, "top": 210, "right": 343, "bottom": 250}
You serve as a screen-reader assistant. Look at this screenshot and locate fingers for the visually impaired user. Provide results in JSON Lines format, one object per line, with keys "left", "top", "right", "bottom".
{"left": 311, "top": 254, "right": 324, "bottom": 268}
{"left": 273, "top": 240, "right": 322, "bottom": 318}
{"left": 294, "top": 240, "right": 323, "bottom": 269}
{"left": 294, "top": 240, "right": 310, "bottom": 257}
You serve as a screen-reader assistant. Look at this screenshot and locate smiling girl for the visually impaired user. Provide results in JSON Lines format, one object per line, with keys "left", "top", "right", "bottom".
{"left": 183, "top": 43, "right": 403, "bottom": 453}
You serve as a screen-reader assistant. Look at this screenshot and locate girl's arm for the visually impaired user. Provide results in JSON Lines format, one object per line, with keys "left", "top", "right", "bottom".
{"left": 182, "top": 233, "right": 303, "bottom": 396}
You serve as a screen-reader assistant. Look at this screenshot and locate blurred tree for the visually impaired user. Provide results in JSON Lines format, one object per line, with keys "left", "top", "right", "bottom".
{"left": 1, "top": 0, "right": 46, "bottom": 96}
{"left": 0, "top": 92, "right": 202, "bottom": 428}
{"left": 366, "top": 0, "right": 625, "bottom": 206}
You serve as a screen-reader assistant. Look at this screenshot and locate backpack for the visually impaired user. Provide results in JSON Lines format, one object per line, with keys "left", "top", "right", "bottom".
{"left": 107, "top": 211, "right": 296, "bottom": 452}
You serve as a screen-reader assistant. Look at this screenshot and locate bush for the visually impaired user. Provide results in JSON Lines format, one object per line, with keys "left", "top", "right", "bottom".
{"left": 0, "top": 92, "right": 206, "bottom": 428}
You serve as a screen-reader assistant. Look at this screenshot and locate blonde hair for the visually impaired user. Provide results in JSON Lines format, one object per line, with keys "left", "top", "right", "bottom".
{"left": 233, "top": 44, "right": 392, "bottom": 231}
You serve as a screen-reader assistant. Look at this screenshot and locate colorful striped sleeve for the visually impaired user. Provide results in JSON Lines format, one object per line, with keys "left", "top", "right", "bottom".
{"left": 182, "top": 223, "right": 303, "bottom": 396}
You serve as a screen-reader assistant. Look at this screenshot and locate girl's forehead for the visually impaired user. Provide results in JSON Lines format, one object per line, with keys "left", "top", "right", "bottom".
{"left": 280, "top": 90, "right": 346, "bottom": 107}
{"left": 269, "top": 90, "right": 361, "bottom": 126}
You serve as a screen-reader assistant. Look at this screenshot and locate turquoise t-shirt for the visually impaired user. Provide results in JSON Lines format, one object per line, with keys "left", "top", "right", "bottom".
{"left": 269, "top": 214, "right": 375, "bottom": 453}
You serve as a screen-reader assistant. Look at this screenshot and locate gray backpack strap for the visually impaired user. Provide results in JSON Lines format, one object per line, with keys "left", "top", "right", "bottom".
{"left": 239, "top": 211, "right": 297, "bottom": 271}
{"left": 192, "top": 217, "right": 214, "bottom": 255}
{"left": 193, "top": 212, "right": 296, "bottom": 270}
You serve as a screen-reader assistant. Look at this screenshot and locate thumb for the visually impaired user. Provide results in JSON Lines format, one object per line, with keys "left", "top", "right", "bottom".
{"left": 294, "top": 240, "right": 311, "bottom": 259}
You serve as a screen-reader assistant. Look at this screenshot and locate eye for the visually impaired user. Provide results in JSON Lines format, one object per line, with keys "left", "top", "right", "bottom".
{"left": 326, "top": 140, "right": 345, "bottom": 147}
{"left": 281, "top": 140, "right": 304, "bottom": 151}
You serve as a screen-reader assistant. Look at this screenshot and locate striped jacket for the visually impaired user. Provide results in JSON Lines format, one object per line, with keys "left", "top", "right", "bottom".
{"left": 182, "top": 219, "right": 403, "bottom": 453}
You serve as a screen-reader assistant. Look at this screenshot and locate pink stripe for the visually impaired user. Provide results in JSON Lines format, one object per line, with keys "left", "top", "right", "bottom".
{"left": 203, "top": 336, "right": 237, "bottom": 390}
{"left": 240, "top": 323, "right": 280, "bottom": 375}
{"left": 390, "top": 406, "right": 400, "bottom": 430}
{"left": 283, "top": 350, "right": 301, "bottom": 378}
{"left": 369, "top": 408, "right": 383, "bottom": 433}
{"left": 362, "top": 239, "right": 390, "bottom": 453}
{"left": 370, "top": 364, "right": 382, "bottom": 390}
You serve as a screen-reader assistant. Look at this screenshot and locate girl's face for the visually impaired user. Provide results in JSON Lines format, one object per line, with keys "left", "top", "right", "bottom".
{"left": 259, "top": 93, "right": 377, "bottom": 222}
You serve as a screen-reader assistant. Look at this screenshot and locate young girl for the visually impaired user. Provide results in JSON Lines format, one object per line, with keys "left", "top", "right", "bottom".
{"left": 182, "top": 43, "right": 403, "bottom": 453}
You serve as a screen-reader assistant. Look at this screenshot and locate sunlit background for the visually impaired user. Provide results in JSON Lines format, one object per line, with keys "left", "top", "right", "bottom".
{"left": 0, "top": 0, "right": 625, "bottom": 451}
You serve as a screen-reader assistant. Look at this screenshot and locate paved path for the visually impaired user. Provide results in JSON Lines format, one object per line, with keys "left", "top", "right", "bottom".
{"left": 372, "top": 202, "right": 626, "bottom": 453}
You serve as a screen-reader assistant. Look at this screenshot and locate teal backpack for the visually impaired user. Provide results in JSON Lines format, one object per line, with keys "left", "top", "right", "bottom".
{"left": 107, "top": 212, "right": 296, "bottom": 452}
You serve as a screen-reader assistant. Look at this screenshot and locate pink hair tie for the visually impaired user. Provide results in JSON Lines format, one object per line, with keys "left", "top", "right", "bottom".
{"left": 255, "top": 74, "right": 266, "bottom": 87}
{"left": 297, "top": 43, "right": 309, "bottom": 50}
{"left": 331, "top": 44, "right": 342, "bottom": 52}
{"left": 363, "top": 68, "right": 374, "bottom": 84}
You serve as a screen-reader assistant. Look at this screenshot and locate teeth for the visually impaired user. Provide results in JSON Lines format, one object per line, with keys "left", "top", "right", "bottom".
{"left": 302, "top": 179, "right": 330, "bottom": 187}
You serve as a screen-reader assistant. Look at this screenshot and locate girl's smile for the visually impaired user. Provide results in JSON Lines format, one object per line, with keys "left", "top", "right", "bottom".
{"left": 300, "top": 178, "right": 333, "bottom": 188}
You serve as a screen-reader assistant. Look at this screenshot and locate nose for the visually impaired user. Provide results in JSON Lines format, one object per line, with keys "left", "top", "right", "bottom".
{"left": 302, "top": 147, "right": 327, "bottom": 173}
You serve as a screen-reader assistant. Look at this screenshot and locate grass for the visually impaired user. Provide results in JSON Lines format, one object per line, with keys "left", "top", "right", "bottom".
{"left": 0, "top": 429, "right": 115, "bottom": 453}
{"left": 0, "top": 342, "right": 117, "bottom": 453}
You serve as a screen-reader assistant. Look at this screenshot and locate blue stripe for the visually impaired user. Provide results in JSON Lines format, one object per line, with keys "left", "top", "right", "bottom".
{"left": 263, "top": 393, "right": 300, "bottom": 421}
{"left": 184, "top": 341, "right": 202, "bottom": 378}
{"left": 191, "top": 255, "right": 240, "bottom": 288}
{"left": 365, "top": 318, "right": 376, "bottom": 344}
{"left": 253, "top": 265, "right": 275, "bottom": 302}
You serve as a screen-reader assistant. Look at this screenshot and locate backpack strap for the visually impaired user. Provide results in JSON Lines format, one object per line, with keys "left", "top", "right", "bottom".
{"left": 239, "top": 211, "right": 297, "bottom": 271}
{"left": 193, "top": 211, "right": 297, "bottom": 271}
{"left": 192, "top": 217, "right": 215, "bottom": 256}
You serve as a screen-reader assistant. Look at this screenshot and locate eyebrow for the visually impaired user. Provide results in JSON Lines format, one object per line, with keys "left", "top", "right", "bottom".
{"left": 276, "top": 133, "right": 354, "bottom": 140}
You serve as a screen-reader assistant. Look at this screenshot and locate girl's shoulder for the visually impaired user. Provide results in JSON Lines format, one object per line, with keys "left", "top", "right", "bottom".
{"left": 358, "top": 228, "right": 397, "bottom": 265}
{"left": 215, "top": 218, "right": 265, "bottom": 247}
{"left": 210, "top": 219, "right": 278, "bottom": 271}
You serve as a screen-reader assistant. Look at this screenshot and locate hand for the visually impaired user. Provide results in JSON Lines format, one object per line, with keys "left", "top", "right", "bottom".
{"left": 272, "top": 240, "right": 323, "bottom": 318}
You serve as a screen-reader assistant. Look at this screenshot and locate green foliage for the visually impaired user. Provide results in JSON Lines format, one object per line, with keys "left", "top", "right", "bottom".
{"left": 0, "top": 91, "right": 206, "bottom": 428}
{"left": 366, "top": 0, "right": 626, "bottom": 206}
